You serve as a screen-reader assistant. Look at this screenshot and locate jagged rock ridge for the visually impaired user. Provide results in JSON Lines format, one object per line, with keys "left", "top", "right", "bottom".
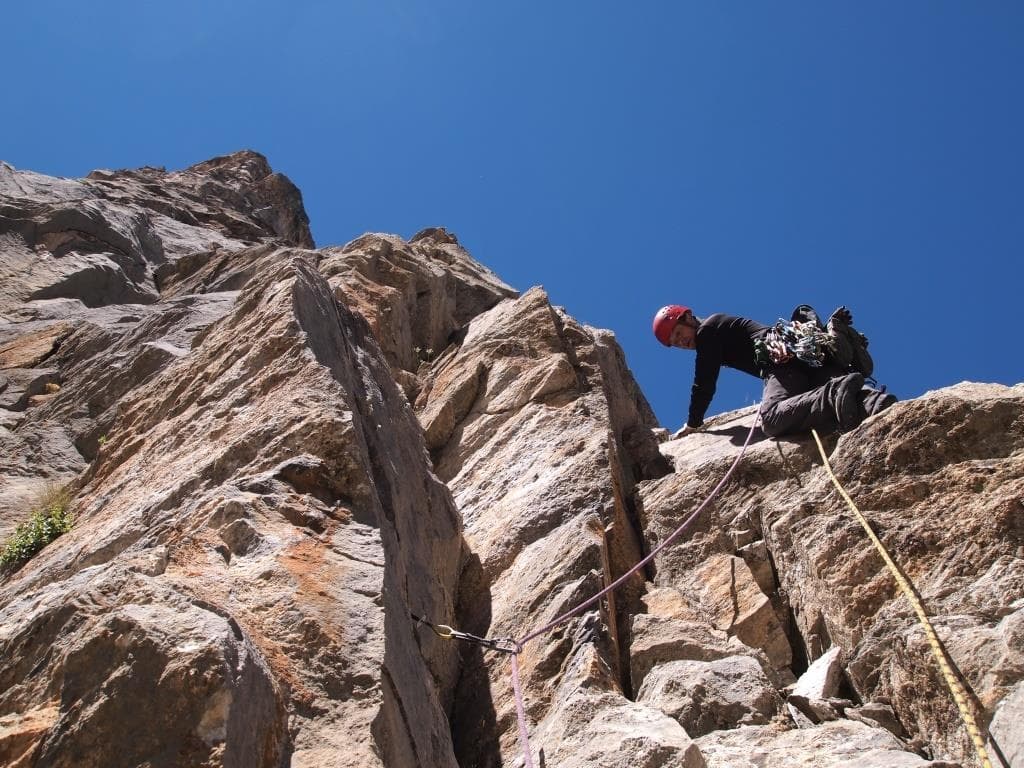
{"left": 1, "top": 153, "right": 1021, "bottom": 768}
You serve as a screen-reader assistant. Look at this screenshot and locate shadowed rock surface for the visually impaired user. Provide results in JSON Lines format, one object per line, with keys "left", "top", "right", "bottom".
{"left": 1, "top": 154, "right": 1021, "bottom": 768}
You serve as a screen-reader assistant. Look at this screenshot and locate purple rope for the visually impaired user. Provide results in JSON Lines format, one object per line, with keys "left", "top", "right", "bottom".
{"left": 518, "top": 410, "right": 761, "bottom": 646}
{"left": 510, "top": 653, "right": 534, "bottom": 768}
{"left": 508, "top": 409, "right": 762, "bottom": 764}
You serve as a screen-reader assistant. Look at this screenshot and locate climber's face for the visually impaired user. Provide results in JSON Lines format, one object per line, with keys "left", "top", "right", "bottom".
{"left": 670, "top": 315, "right": 697, "bottom": 350}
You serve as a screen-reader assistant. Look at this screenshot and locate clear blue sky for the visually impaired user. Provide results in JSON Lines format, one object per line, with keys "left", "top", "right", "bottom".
{"left": 4, "top": 2, "right": 1022, "bottom": 428}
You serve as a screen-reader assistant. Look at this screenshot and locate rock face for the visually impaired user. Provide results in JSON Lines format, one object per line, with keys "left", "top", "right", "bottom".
{"left": 2, "top": 154, "right": 1022, "bottom": 768}
{"left": 2, "top": 252, "right": 468, "bottom": 767}
{"left": 0, "top": 151, "right": 311, "bottom": 315}
{"left": 0, "top": 151, "right": 314, "bottom": 536}
{"left": 641, "top": 390, "right": 1024, "bottom": 767}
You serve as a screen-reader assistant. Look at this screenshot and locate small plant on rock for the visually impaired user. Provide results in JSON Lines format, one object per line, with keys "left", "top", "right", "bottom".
{"left": 0, "top": 485, "right": 74, "bottom": 572}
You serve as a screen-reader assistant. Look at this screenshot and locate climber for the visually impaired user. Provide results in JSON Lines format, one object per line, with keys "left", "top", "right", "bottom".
{"left": 652, "top": 305, "right": 768, "bottom": 436}
{"left": 652, "top": 304, "right": 896, "bottom": 438}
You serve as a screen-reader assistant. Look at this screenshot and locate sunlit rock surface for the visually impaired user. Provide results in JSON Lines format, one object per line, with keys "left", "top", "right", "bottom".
{"left": 2, "top": 154, "right": 1021, "bottom": 768}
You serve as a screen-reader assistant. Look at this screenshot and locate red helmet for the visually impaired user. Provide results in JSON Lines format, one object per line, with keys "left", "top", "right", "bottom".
{"left": 652, "top": 305, "right": 691, "bottom": 346}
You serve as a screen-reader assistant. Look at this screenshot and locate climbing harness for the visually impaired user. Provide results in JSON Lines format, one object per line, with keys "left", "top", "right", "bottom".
{"left": 410, "top": 612, "right": 521, "bottom": 655}
{"left": 809, "top": 429, "right": 995, "bottom": 768}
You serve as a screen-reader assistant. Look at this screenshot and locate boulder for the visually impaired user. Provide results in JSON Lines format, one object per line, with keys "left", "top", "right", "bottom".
{"left": 690, "top": 554, "right": 793, "bottom": 671}
{"left": 0, "top": 322, "right": 71, "bottom": 368}
{"left": 630, "top": 613, "right": 747, "bottom": 690}
{"left": 766, "top": 383, "right": 1024, "bottom": 762}
{"left": 787, "top": 646, "right": 844, "bottom": 726}
{"left": 528, "top": 644, "right": 706, "bottom": 768}
{"left": 1, "top": 152, "right": 311, "bottom": 316}
{"left": 319, "top": 231, "right": 516, "bottom": 374}
{"left": 637, "top": 655, "right": 784, "bottom": 737}
{"left": 738, "top": 539, "right": 776, "bottom": 595}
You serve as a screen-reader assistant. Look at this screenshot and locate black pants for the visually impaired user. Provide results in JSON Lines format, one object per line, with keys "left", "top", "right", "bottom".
{"left": 760, "top": 364, "right": 894, "bottom": 438}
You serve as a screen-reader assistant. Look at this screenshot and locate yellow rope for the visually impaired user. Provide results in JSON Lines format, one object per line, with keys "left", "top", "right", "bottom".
{"left": 810, "top": 429, "right": 993, "bottom": 768}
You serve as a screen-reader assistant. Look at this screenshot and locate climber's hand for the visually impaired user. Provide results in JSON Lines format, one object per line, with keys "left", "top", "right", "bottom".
{"left": 830, "top": 306, "right": 853, "bottom": 326}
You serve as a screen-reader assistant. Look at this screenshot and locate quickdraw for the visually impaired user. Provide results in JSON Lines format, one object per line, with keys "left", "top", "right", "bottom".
{"left": 755, "top": 318, "right": 835, "bottom": 368}
{"left": 410, "top": 612, "right": 522, "bottom": 655}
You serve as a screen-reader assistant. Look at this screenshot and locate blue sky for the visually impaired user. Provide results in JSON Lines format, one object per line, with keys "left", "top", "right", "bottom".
{"left": 4, "top": 2, "right": 1022, "bottom": 428}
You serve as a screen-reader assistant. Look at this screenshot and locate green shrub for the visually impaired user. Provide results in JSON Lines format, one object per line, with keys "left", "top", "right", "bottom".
{"left": 0, "top": 486, "right": 73, "bottom": 571}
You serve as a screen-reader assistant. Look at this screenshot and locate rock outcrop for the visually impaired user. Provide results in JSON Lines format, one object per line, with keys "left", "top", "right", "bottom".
{"left": 1, "top": 154, "right": 1021, "bottom": 768}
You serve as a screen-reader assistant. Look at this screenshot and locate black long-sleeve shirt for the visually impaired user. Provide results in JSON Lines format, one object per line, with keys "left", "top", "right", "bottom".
{"left": 687, "top": 313, "right": 769, "bottom": 428}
